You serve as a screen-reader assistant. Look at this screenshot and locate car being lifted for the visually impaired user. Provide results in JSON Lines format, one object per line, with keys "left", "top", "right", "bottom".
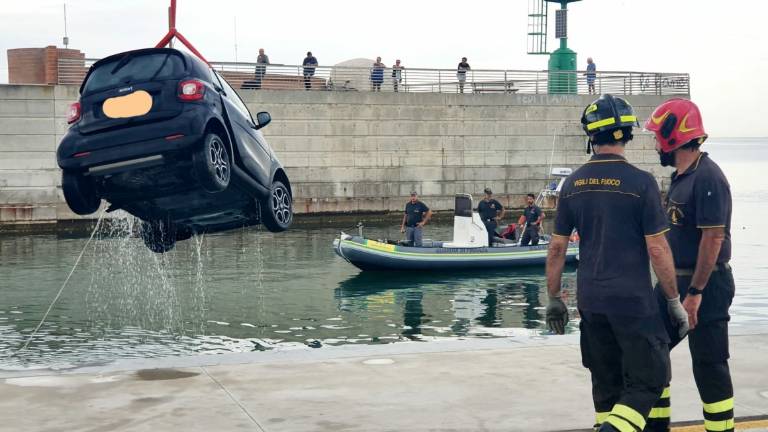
{"left": 57, "top": 48, "right": 292, "bottom": 252}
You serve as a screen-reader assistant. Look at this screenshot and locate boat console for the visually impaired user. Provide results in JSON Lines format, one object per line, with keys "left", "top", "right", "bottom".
{"left": 442, "top": 194, "right": 489, "bottom": 248}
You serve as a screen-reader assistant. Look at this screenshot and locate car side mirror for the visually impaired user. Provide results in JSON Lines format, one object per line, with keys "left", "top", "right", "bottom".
{"left": 254, "top": 112, "right": 271, "bottom": 129}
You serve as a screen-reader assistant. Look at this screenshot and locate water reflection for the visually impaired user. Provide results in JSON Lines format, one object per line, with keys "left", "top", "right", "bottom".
{"left": 334, "top": 266, "right": 577, "bottom": 342}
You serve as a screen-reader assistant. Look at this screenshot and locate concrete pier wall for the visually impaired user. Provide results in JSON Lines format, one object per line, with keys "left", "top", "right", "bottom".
{"left": 0, "top": 84, "right": 671, "bottom": 225}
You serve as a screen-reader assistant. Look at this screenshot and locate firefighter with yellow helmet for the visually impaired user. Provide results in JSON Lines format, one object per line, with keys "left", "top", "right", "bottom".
{"left": 545, "top": 94, "right": 689, "bottom": 432}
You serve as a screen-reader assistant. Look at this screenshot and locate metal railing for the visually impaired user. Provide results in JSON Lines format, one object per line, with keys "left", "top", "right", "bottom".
{"left": 58, "top": 57, "right": 690, "bottom": 96}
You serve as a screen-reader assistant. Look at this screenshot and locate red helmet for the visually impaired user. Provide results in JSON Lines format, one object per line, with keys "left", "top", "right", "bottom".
{"left": 644, "top": 98, "right": 708, "bottom": 153}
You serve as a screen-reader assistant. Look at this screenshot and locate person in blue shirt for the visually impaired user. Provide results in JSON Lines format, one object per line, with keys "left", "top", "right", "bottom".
{"left": 400, "top": 191, "right": 432, "bottom": 247}
{"left": 477, "top": 188, "right": 505, "bottom": 247}
{"left": 302, "top": 52, "right": 318, "bottom": 90}
{"left": 586, "top": 57, "right": 597, "bottom": 94}
{"left": 518, "top": 193, "right": 545, "bottom": 246}
{"left": 371, "top": 57, "right": 385, "bottom": 92}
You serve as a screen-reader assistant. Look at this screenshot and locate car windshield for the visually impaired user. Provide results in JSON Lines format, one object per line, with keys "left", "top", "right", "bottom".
{"left": 83, "top": 52, "right": 186, "bottom": 94}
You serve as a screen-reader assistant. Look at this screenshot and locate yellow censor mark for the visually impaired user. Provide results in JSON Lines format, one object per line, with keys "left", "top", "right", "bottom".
{"left": 366, "top": 240, "right": 396, "bottom": 253}
{"left": 103, "top": 90, "right": 152, "bottom": 119}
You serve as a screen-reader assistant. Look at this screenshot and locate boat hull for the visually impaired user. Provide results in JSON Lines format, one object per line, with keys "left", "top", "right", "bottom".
{"left": 333, "top": 236, "right": 579, "bottom": 271}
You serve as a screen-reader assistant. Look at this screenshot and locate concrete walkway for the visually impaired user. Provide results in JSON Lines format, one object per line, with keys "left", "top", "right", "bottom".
{"left": 1, "top": 330, "right": 767, "bottom": 432}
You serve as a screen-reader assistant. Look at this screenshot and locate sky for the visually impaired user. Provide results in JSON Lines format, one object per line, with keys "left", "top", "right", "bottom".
{"left": 1, "top": 0, "right": 767, "bottom": 137}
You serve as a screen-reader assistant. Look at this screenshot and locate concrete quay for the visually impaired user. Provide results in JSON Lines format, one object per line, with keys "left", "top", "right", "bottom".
{"left": 2, "top": 329, "right": 766, "bottom": 432}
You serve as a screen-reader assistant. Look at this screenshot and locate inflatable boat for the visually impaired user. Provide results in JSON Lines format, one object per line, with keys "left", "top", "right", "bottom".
{"left": 333, "top": 191, "right": 579, "bottom": 271}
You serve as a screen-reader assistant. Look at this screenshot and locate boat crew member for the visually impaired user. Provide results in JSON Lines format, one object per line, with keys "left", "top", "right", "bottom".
{"left": 545, "top": 94, "right": 689, "bottom": 432}
{"left": 644, "top": 98, "right": 735, "bottom": 432}
{"left": 478, "top": 188, "right": 505, "bottom": 247}
{"left": 518, "top": 193, "right": 545, "bottom": 246}
{"left": 400, "top": 191, "right": 432, "bottom": 247}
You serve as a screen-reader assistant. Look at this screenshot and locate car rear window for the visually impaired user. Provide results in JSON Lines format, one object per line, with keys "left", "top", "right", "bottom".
{"left": 83, "top": 52, "right": 186, "bottom": 94}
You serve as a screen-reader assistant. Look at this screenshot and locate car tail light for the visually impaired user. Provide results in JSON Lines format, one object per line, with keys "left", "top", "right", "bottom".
{"left": 67, "top": 102, "right": 81, "bottom": 124}
{"left": 178, "top": 80, "right": 205, "bottom": 101}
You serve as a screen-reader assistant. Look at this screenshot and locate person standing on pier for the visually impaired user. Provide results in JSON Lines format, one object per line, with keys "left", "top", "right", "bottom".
{"left": 545, "top": 94, "right": 688, "bottom": 432}
{"left": 457, "top": 57, "right": 470, "bottom": 93}
{"left": 400, "top": 191, "right": 432, "bottom": 247}
{"left": 478, "top": 188, "right": 505, "bottom": 247}
{"left": 255, "top": 48, "right": 270, "bottom": 90}
{"left": 371, "top": 57, "right": 385, "bottom": 92}
{"left": 644, "top": 98, "right": 736, "bottom": 432}
{"left": 302, "top": 51, "right": 318, "bottom": 90}
{"left": 586, "top": 57, "right": 597, "bottom": 94}
{"left": 392, "top": 59, "right": 404, "bottom": 92}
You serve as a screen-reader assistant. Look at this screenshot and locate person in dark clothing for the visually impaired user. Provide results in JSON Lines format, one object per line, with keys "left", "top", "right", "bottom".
{"left": 400, "top": 191, "right": 432, "bottom": 247}
{"left": 255, "top": 48, "right": 270, "bottom": 90}
{"left": 644, "top": 98, "right": 735, "bottom": 432}
{"left": 546, "top": 94, "right": 688, "bottom": 432}
{"left": 477, "top": 188, "right": 504, "bottom": 247}
{"left": 302, "top": 51, "right": 318, "bottom": 90}
{"left": 518, "top": 193, "right": 545, "bottom": 246}
{"left": 457, "top": 57, "right": 470, "bottom": 93}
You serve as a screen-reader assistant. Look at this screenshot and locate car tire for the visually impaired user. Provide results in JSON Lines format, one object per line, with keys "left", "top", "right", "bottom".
{"left": 62, "top": 170, "right": 101, "bottom": 215}
{"left": 193, "top": 133, "right": 230, "bottom": 193}
{"left": 140, "top": 219, "right": 177, "bottom": 253}
{"left": 260, "top": 180, "right": 292, "bottom": 232}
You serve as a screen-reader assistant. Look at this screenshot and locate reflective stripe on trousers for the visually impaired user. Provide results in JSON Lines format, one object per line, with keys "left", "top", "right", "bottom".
{"left": 644, "top": 386, "right": 670, "bottom": 432}
{"left": 703, "top": 397, "right": 734, "bottom": 432}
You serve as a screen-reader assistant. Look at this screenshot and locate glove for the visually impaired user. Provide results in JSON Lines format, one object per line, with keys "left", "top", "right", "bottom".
{"left": 666, "top": 296, "right": 690, "bottom": 338}
{"left": 546, "top": 296, "right": 569, "bottom": 335}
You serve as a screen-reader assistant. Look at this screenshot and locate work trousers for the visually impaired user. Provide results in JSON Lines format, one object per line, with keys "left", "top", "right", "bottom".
{"left": 580, "top": 311, "right": 671, "bottom": 432}
{"left": 483, "top": 220, "right": 497, "bottom": 247}
{"left": 520, "top": 224, "right": 540, "bottom": 246}
{"left": 405, "top": 226, "right": 423, "bottom": 247}
{"left": 645, "top": 266, "right": 735, "bottom": 432}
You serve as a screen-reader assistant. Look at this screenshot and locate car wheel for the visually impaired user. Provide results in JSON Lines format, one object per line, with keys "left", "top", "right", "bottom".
{"left": 140, "top": 219, "right": 177, "bottom": 253}
{"left": 260, "top": 180, "right": 292, "bottom": 232}
{"left": 193, "top": 133, "right": 230, "bottom": 193}
{"left": 62, "top": 170, "right": 101, "bottom": 215}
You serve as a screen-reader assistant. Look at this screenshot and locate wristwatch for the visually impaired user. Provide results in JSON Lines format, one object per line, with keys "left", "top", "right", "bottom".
{"left": 687, "top": 286, "right": 704, "bottom": 296}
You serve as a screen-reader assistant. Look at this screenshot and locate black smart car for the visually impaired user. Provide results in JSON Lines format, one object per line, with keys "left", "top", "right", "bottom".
{"left": 57, "top": 48, "right": 292, "bottom": 252}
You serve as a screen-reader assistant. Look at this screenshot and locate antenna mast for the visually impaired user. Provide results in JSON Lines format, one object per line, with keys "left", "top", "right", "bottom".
{"left": 62, "top": 3, "right": 69, "bottom": 48}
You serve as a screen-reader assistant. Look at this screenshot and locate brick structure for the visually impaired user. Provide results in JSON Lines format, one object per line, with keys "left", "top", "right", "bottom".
{"left": 7, "top": 46, "right": 86, "bottom": 85}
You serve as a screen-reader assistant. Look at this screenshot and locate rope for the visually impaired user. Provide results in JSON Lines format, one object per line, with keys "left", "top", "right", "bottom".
{"left": 9, "top": 209, "right": 105, "bottom": 357}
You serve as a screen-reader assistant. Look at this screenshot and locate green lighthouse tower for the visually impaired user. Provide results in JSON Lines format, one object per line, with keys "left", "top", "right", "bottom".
{"left": 527, "top": 0, "right": 582, "bottom": 94}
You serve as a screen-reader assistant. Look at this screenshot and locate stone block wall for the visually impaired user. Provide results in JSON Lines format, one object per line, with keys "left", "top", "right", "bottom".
{"left": 0, "top": 84, "right": 672, "bottom": 225}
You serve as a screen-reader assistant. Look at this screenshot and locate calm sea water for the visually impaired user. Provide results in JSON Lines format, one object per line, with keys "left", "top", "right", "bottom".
{"left": 0, "top": 138, "right": 765, "bottom": 370}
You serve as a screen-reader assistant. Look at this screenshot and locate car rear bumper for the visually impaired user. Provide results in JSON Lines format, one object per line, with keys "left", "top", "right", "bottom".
{"left": 58, "top": 133, "right": 201, "bottom": 172}
{"left": 57, "top": 105, "right": 213, "bottom": 172}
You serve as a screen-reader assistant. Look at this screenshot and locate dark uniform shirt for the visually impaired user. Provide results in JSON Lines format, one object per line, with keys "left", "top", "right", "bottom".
{"left": 478, "top": 199, "right": 503, "bottom": 221}
{"left": 553, "top": 153, "right": 669, "bottom": 317}
{"left": 665, "top": 152, "right": 732, "bottom": 269}
{"left": 404, "top": 201, "right": 429, "bottom": 227}
{"left": 523, "top": 205, "right": 543, "bottom": 225}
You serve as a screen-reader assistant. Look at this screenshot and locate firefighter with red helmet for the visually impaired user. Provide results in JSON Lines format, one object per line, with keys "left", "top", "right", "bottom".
{"left": 546, "top": 94, "right": 688, "bottom": 432}
{"left": 644, "top": 98, "right": 735, "bottom": 432}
